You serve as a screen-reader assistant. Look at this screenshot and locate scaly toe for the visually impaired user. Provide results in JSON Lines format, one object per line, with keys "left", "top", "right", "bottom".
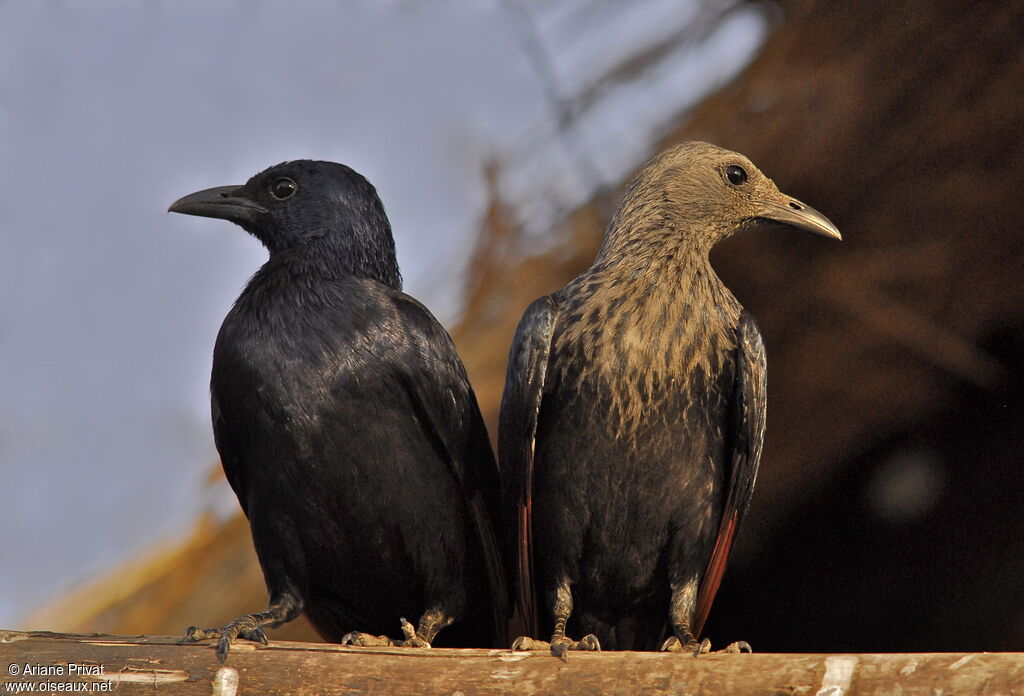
{"left": 340, "top": 631, "right": 395, "bottom": 647}
{"left": 239, "top": 627, "right": 268, "bottom": 644}
{"left": 550, "top": 634, "right": 601, "bottom": 661}
{"left": 660, "top": 635, "right": 682, "bottom": 652}
{"left": 396, "top": 636, "right": 432, "bottom": 648}
{"left": 511, "top": 636, "right": 549, "bottom": 651}
{"left": 661, "top": 635, "right": 711, "bottom": 655}
{"left": 215, "top": 633, "right": 237, "bottom": 663}
{"left": 391, "top": 618, "right": 431, "bottom": 648}
{"left": 183, "top": 625, "right": 218, "bottom": 642}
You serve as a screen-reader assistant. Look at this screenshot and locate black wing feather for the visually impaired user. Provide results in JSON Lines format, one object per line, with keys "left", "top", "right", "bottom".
{"left": 392, "top": 295, "right": 509, "bottom": 645}
{"left": 497, "top": 295, "right": 558, "bottom": 639}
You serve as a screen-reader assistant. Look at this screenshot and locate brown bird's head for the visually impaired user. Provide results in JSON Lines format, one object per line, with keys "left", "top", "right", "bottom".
{"left": 600, "top": 141, "right": 840, "bottom": 258}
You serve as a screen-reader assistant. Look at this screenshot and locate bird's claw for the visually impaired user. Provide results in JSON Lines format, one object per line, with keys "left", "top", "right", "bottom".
{"left": 661, "top": 635, "right": 752, "bottom": 656}
{"left": 341, "top": 619, "right": 432, "bottom": 649}
{"left": 550, "top": 634, "right": 600, "bottom": 661}
{"left": 239, "top": 626, "right": 269, "bottom": 644}
{"left": 340, "top": 631, "right": 396, "bottom": 647}
{"left": 660, "top": 635, "right": 711, "bottom": 656}
{"left": 182, "top": 614, "right": 269, "bottom": 662}
{"left": 182, "top": 625, "right": 215, "bottom": 642}
{"left": 215, "top": 635, "right": 234, "bottom": 663}
{"left": 544, "top": 634, "right": 598, "bottom": 659}
{"left": 396, "top": 617, "right": 431, "bottom": 648}
{"left": 551, "top": 633, "right": 601, "bottom": 661}
{"left": 511, "top": 633, "right": 600, "bottom": 660}
{"left": 511, "top": 635, "right": 545, "bottom": 651}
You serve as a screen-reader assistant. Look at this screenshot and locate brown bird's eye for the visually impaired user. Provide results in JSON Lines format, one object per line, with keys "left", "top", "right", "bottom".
{"left": 725, "top": 165, "right": 748, "bottom": 186}
{"left": 270, "top": 177, "right": 297, "bottom": 200}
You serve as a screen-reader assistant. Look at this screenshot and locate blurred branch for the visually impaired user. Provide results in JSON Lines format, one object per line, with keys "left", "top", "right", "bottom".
{"left": 825, "top": 246, "right": 1006, "bottom": 388}
{"left": 502, "top": 0, "right": 608, "bottom": 192}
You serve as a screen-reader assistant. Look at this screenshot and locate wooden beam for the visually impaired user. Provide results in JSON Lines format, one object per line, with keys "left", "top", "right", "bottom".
{"left": 1, "top": 631, "right": 1022, "bottom": 695}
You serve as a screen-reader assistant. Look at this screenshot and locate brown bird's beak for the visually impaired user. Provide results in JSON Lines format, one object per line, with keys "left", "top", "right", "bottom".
{"left": 755, "top": 197, "right": 842, "bottom": 241}
{"left": 168, "top": 185, "right": 268, "bottom": 226}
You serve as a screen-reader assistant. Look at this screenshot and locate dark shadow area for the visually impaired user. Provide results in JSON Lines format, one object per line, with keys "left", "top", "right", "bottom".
{"left": 710, "top": 325, "right": 1024, "bottom": 652}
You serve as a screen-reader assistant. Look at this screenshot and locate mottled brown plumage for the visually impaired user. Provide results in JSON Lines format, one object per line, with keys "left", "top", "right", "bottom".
{"left": 500, "top": 142, "right": 839, "bottom": 657}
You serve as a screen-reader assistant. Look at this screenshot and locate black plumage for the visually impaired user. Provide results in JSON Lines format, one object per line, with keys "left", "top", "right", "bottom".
{"left": 500, "top": 142, "right": 840, "bottom": 656}
{"left": 168, "top": 160, "right": 505, "bottom": 661}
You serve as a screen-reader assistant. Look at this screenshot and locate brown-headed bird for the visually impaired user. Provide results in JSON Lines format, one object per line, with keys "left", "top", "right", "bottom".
{"left": 500, "top": 142, "right": 840, "bottom": 657}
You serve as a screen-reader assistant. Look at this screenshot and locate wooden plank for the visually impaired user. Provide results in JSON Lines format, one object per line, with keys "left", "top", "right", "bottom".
{"left": 1, "top": 631, "right": 1022, "bottom": 695}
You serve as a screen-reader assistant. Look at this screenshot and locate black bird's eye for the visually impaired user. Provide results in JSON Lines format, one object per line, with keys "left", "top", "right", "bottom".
{"left": 725, "top": 165, "right": 748, "bottom": 186}
{"left": 270, "top": 177, "right": 297, "bottom": 200}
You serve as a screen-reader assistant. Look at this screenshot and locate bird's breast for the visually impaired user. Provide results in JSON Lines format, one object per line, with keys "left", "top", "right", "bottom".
{"left": 548, "top": 286, "right": 738, "bottom": 445}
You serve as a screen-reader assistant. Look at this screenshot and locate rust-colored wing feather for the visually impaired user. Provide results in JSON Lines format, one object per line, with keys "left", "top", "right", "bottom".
{"left": 694, "top": 311, "right": 767, "bottom": 635}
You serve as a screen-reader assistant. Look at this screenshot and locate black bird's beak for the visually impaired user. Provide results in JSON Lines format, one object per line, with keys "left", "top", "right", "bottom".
{"left": 755, "top": 197, "right": 842, "bottom": 241}
{"left": 168, "top": 185, "right": 268, "bottom": 226}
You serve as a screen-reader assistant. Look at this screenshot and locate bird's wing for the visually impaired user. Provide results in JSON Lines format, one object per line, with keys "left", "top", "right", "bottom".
{"left": 210, "top": 389, "right": 251, "bottom": 517}
{"left": 391, "top": 294, "right": 508, "bottom": 645}
{"left": 694, "top": 311, "right": 767, "bottom": 635}
{"left": 498, "top": 295, "right": 558, "bottom": 639}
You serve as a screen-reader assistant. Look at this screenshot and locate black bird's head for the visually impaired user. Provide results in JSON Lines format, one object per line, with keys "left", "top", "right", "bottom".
{"left": 169, "top": 160, "right": 401, "bottom": 288}
{"left": 603, "top": 141, "right": 840, "bottom": 257}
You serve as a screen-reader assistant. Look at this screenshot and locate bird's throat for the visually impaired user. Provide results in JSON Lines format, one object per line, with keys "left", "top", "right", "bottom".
{"left": 556, "top": 252, "right": 739, "bottom": 396}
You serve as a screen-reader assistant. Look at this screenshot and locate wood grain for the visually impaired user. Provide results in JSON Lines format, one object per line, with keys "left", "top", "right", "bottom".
{"left": 2, "top": 631, "right": 1022, "bottom": 695}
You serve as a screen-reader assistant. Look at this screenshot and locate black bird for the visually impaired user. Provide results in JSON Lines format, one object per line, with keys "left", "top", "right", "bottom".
{"left": 500, "top": 142, "right": 840, "bottom": 657}
{"left": 168, "top": 160, "right": 506, "bottom": 661}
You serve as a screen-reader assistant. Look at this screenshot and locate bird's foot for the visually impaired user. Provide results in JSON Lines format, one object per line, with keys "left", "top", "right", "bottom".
{"left": 510, "top": 635, "right": 546, "bottom": 651}
{"left": 661, "top": 634, "right": 752, "bottom": 656}
{"left": 661, "top": 634, "right": 711, "bottom": 655}
{"left": 510, "top": 634, "right": 600, "bottom": 660}
{"left": 183, "top": 615, "right": 270, "bottom": 662}
{"left": 550, "top": 633, "right": 600, "bottom": 661}
{"left": 340, "top": 631, "right": 396, "bottom": 647}
{"left": 394, "top": 617, "right": 433, "bottom": 647}
{"left": 341, "top": 618, "right": 432, "bottom": 648}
